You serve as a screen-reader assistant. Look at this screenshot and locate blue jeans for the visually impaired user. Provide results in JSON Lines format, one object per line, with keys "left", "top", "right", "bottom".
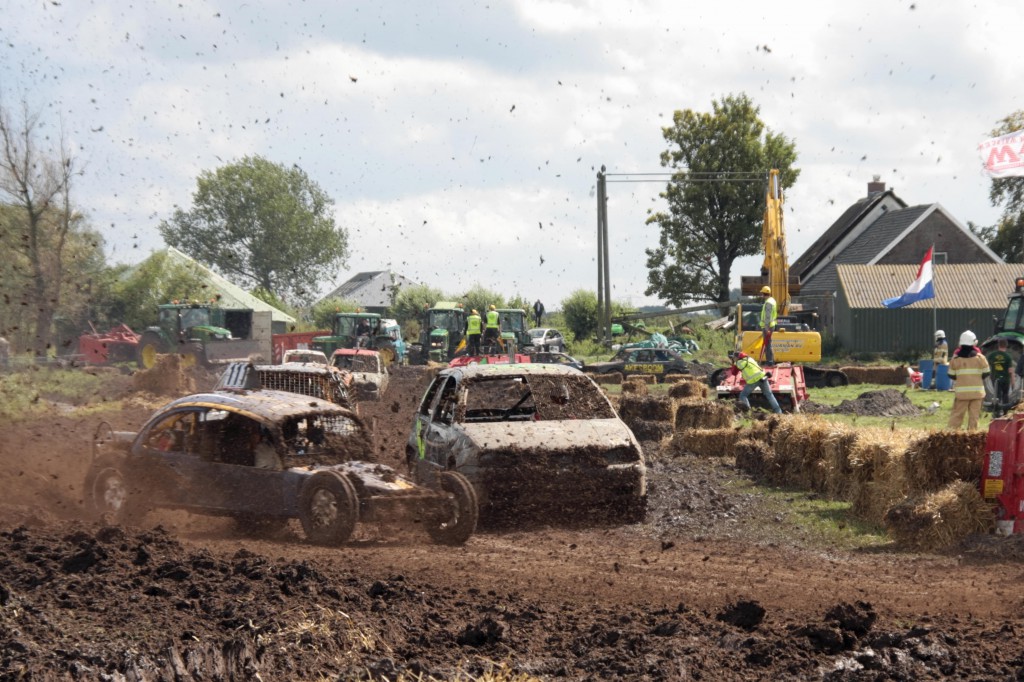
{"left": 739, "top": 378, "right": 783, "bottom": 413}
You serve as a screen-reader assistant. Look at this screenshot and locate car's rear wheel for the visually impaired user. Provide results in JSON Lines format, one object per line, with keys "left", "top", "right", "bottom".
{"left": 426, "top": 471, "right": 479, "bottom": 545}
{"left": 298, "top": 471, "right": 359, "bottom": 545}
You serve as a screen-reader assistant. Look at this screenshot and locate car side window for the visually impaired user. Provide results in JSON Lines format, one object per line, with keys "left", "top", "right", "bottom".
{"left": 144, "top": 412, "right": 196, "bottom": 454}
{"left": 433, "top": 377, "right": 459, "bottom": 425}
{"left": 637, "top": 350, "right": 653, "bottom": 362}
{"left": 419, "top": 376, "right": 445, "bottom": 416}
{"left": 654, "top": 350, "right": 671, "bottom": 361}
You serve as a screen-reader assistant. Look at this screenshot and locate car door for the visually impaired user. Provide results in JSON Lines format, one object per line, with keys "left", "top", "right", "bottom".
{"left": 423, "top": 375, "right": 460, "bottom": 466}
{"left": 410, "top": 373, "right": 446, "bottom": 472}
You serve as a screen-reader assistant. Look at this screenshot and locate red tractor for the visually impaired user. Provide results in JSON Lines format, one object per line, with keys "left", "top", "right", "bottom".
{"left": 980, "top": 414, "right": 1024, "bottom": 535}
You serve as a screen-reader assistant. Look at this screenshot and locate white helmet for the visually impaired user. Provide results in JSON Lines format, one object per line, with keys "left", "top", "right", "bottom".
{"left": 958, "top": 330, "right": 977, "bottom": 347}
{"left": 934, "top": 330, "right": 945, "bottom": 341}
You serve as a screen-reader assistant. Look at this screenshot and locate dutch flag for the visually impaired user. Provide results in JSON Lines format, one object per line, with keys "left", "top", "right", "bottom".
{"left": 882, "top": 247, "right": 935, "bottom": 309}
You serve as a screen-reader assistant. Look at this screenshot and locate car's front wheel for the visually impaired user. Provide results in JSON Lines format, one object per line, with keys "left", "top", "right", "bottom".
{"left": 298, "top": 471, "right": 359, "bottom": 545}
{"left": 85, "top": 459, "right": 144, "bottom": 525}
{"left": 426, "top": 471, "right": 479, "bottom": 545}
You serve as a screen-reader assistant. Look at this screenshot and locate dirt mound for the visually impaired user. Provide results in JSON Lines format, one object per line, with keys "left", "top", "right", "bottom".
{"left": 821, "top": 389, "right": 921, "bottom": 417}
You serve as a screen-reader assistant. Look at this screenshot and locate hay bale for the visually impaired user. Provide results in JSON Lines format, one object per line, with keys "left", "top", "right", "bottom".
{"left": 822, "top": 427, "right": 860, "bottom": 499}
{"left": 633, "top": 374, "right": 658, "bottom": 385}
{"left": 745, "top": 415, "right": 783, "bottom": 445}
{"left": 669, "top": 380, "right": 709, "bottom": 399}
{"left": 663, "top": 373, "right": 690, "bottom": 383}
{"left": 674, "top": 399, "right": 734, "bottom": 430}
{"left": 589, "top": 372, "right": 623, "bottom": 385}
{"left": 621, "top": 378, "right": 649, "bottom": 396}
{"left": 902, "top": 431, "right": 985, "bottom": 495}
{"left": 628, "top": 418, "right": 673, "bottom": 444}
{"left": 771, "top": 416, "right": 844, "bottom": 492}
{"left": 735, "top": 438, "right": 773, "bottom": 478}
{"left": 666, "top": 428, "right": 739, "bottom": 457}
{"left": 884, "top": 481, "right": 994, "bottom": 550}
{"left": 619, "top": 395, "right": 674, "bottom": 423}
{"left": 839, "top": 366, "right": 909, "bottom": 385}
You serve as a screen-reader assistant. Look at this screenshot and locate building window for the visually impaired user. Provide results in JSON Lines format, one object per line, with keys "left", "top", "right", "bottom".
{"left": 933, "top": 252, "right": 948, "bottom": 264}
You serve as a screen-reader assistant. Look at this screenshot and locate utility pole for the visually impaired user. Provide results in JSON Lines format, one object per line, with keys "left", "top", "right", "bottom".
{"left": 596, "top": 167, "right": 611, "bottom": 344}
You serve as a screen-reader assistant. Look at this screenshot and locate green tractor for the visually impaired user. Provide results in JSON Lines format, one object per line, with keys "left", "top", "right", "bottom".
{"left": 311, "top": 312, "right": 399, "bottom": 365}
{"left": 408, "top": 302, "right": 466, "bottom": 364}
{"left": 136, "top": 303, "right": 266, "bottom": 369}
{"left": 497, "top": 308, "right": 531, "bottom": 351}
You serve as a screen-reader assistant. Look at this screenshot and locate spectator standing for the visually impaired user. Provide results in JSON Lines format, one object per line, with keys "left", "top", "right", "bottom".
{"left": 947, "top": 330, "right": 990, "bottom": 430}
{"left": 533, "top": 300, "right": 545, "bottom": 327}
{"left": 987, "top": 339, "right": 1014, "bottom": 416}
{"left": 483, "top": 305, "right": 500, "bottom": 352}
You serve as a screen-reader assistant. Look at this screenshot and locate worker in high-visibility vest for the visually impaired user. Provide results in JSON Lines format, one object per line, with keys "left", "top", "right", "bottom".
{"left": 729, "top": 350, "right": 782, "bottom": 414}
{"left": 483, "top": 304, "right": 500, "bottom": 352}
{"left": 947, "top": 330, "right": 990, "bottom": 430}
{"left": 465, "top": 309, "right": 483, "bottom": 356}
{"left": 759, "top": 286, "right": 778, "bottom": 365}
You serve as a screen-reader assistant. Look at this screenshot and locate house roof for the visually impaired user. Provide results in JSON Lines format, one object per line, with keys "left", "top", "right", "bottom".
{"left": 801, "top": 205, "right": 931, "bottom": 293}
{"left": 791, "top": 190, "right": 905, "bottom": 279}
{"left": 837, "top": 263, "right": 1024, "bottom": 309}
{"left": 321, "top": 270, "right": 418, "bottom": 308}
{"left": 162, "top": 247, "right": 295, "bottom": 323}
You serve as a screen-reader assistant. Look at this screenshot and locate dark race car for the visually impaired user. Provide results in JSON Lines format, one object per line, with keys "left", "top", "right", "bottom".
{"left": 85, "top": 390, "right": 477, "bottom": 546}
{"left": 584, "top": 347, "right": 693, "bottom": 382}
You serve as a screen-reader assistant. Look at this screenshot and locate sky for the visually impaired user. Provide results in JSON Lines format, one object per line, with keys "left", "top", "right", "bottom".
{"left": 2, "top": 0, "right": 1020, "bottom": 310}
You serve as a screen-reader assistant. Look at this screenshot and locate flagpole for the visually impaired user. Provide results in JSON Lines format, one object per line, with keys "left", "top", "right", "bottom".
{"left": 932, "top": 243, "right": 937, "bottom": 335}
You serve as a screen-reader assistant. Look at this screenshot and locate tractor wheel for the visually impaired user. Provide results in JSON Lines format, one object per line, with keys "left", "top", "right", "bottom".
{"left": 426, "top": 471, "right": 479, "bottom": 545}
{"left": 298, "top": 471, "right": 359, "bottom": 545}
{"left": 179, "top": 341, "right": 207, "bottom": 368}
{"left": 136, "top": 332, "right": 167, "bottom": 369}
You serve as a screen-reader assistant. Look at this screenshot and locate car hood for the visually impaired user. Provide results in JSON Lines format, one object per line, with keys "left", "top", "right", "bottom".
{"left": 351, "top": 371, "right": 383, "bottom": 387}
{"left": 459, "top": 418, "right": 637, "bottom": 450}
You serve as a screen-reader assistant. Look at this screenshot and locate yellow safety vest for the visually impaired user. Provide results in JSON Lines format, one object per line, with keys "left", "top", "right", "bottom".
{"left": 486, "top": 310, "right": 499, "bottom": 329}
{"left": 467, "top": 315, "right": 482, "bottom": 334}
{"left": 948, "top": 353, "right": 988, "bottom": 399}
{"left": 760, "top": 297, "right": 778, "bottom": 330}
{"left": 736, "top": 357, "right": 767, "bottom": 384}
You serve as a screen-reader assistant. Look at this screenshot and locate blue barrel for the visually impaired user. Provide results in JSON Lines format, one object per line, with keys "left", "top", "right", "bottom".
{"left": 935, "top": 364, "right": 951, "bottom": 391}
{"left": 919, "top": 360, "right": 933, "bottom": 389}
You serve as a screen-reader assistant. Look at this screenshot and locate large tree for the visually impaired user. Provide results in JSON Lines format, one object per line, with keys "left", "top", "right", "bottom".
{"left": 975, "top": 111, "right": 1024, "bottom": 261}
{"left": 0, "top": 98, "right": 82, "bottom": 356}
{"left": 645, "top": 94, "right": 799, "bottom": 305}
{"left": 160, "top": 156, "right": 348, "bottom": 305}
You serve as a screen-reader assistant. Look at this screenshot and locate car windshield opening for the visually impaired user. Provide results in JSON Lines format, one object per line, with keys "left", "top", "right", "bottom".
{"left": 461, "top": 374, "right": 614, "bottom": 422}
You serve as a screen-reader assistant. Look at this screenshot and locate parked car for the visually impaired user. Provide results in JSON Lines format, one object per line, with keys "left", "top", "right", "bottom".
{"left": 405, "top": 364, "right": 646, "bottom": 522}
{"left": 281, "top": 349, "right": 330, "bottom": 366}
{"left": 216, "top": 361, "right": 354, "bottom": 410}
{"left": 530, "top": 351, "right": 584, "bottom": 371}
{"left": 528, "top": 328, "right": 565, "bottom": 352}
{"left": 585, "top": 347, "right": 693, "bottom": 382}
{"left": 84, "top": 390, "right": 477, "bottom": 545}
{"left": 331, "top": 348, "right": 389, "bottom": 400}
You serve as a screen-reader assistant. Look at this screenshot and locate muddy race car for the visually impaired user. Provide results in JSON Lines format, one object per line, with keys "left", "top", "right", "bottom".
{"left": 84, "top": 390, "right": 477, "bottom": 545}
{"left": 406, "top": 364, "right": 646, "bottom": 522}
{"left": 331, "top": 348, "right": 389, "bottom": 401}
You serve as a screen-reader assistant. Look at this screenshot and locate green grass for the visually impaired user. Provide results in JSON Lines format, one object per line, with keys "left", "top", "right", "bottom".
{"left": 0, "top": 366, "right": 128, "bottom": 421}
{"left": 806, "top": 382, "right": 984, "bottom": 431}
{"left": 723, "top": 477, "right": 891, "bottom": 550}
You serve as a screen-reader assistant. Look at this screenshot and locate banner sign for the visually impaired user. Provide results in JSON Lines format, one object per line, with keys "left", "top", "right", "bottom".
{"left": 979, "top": 129, "right": 1024, "bottom": 178}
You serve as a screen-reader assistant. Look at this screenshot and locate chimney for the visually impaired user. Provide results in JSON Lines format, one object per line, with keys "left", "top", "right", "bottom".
{"left": 867, "top": 175, "right": 886, "bottom": 196}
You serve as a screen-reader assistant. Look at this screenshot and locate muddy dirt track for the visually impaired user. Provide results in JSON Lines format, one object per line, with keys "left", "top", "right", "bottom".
{"left": 2, "top": 365, "right": 1024, "bottom": 680}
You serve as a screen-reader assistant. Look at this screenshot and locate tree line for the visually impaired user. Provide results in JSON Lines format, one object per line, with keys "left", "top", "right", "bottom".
{"left": 3, "top": 92, "right": 1023, "bottom": 358}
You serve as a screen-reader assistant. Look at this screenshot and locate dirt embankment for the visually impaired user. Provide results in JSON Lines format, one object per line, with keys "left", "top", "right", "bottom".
{"left": 2, "top": 364, "right": 1024, "bottom": 680}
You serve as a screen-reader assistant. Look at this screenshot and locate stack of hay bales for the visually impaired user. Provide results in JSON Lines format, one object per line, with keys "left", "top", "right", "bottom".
{"left": 589, "top": 372, "right": 623, "bottom": 385}
{"left": 883, "top": 431, "right": 991, "bottom": 548}
{"left": 668, "top": 379, "right": 709, "bottom": 400}
{"left": 664, "top": 398, "right": 737, "bottom": 458}
{"left": 846, "top": 428, "right": 918, "bottom": 526}
{"left": 761, "top": 417, "right": 856, "bottom": 492}
{"left": 617, "top": 393, "right": 675, "bottom": 444}
{"left": 839, "top": 366, "right": 909, "bottom": 385}
{"left": 620, "top": 377, "right": 649, "bottom": 396}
